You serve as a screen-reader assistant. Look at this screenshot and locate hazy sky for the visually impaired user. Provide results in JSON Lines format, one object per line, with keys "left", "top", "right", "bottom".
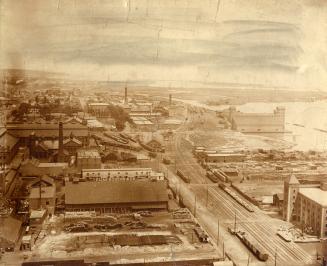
{"left": 1, "top": 0, "right": 327, "bottom": 90}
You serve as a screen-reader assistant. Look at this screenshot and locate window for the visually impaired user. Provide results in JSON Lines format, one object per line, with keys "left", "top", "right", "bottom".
{"left": 46, "top": 201, "right": 49, "bottom": 205}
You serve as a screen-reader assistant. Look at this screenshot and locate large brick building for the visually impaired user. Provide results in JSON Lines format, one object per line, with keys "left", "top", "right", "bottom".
{"left": 283, "top": 175, "right": 327, "bottom": 238}
{"left": 228, "top": 106, "right": 286, "bottom": 133}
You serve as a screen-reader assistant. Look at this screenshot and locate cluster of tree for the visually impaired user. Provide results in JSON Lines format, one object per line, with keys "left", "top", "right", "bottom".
{"left": 106, "top": 104, "right": 131, "bottom": 131}
{"left": 11, "top": 102, "right": 31, "bottom": 120}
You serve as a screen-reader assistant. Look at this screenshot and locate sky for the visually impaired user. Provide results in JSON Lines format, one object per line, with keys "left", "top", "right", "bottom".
{"left": 1, "top": 0, "right": 327, "bottom": 90}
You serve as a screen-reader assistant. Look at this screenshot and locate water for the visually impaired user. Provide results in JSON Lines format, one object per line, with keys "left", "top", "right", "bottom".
{"left": 178, "top": 98, "right": 327, "bottom": 151}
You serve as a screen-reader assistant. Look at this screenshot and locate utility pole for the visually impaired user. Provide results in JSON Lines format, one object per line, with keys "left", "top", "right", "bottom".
{"left": 222, "top": 240, "right": 225, "bottom": 260}
{"left": 234, "top": 211, "right": 237, "bottom": 232}
{"left": 217, "top": 219, "right": 220, "bottom": 245}
{"left": 247, "top": 253, "right": 250, "bottom": 266}
{"left": 194, "top": 195, "right": 197, "bottom": 218}
{"left": 39, "top": 175, "right": 42, "bottom": 209}
{"left": 274, "top": 248, "right": 277, "bottom": 266}
{"left": 206, "top": 185, "right": 209, "bottom": 207}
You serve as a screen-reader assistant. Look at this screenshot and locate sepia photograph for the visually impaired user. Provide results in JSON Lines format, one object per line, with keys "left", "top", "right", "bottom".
{"left": 0, "top": 0, "right": 326, "bottom": 265}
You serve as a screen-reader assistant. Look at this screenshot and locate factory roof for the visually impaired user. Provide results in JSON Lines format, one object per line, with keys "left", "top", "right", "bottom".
{"left": 163, "top": 119, "right": 182, "bottom": 125}
{"left": 0, "top": 216, "right": 22, "bottom": 244}
{"left": 38, "top": 162, "right": 68, "bottom": 168}
{"left": 65, "top": 180, "right": 168, "bottom": 205}
{"left": 133, "top": 120, "right": 153, "bottom": 125}
{"left": 88, "top": 102, "right": 110, "bottom": 106}
{"left": 206, "top": 153, "right": 244, "bottom": 157}
{"left": 0, "top": 129, "right": 19, "bottom": 149}
{"left": 82, "top": 168, "right": 152, "bottom": 172}
{"left": 77, "top": 149, "right": 101, "bottom": 158}
{"left": 6, "top": 123, "right": 88, "bottom": 138}
{"left": 299, "top": 188, "right": 327, "bottom": 207}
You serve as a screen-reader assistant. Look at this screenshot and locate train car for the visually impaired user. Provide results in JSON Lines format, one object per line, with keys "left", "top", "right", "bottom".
{"left": 238, "top": 232, "right": 269, "bottom": 262}
{"left": 177, "top": 170, "right": 190, "bottom": 183}
{"left": 206, "top": 171, "right": 218, "bottom": 183}
{"left": 218, "top": 184, "right": 254, "bottom": 212}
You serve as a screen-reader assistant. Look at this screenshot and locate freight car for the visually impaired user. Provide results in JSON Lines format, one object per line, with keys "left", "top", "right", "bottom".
{"left": 236, "top": 230, "right": 269, "bottom": 262}
{"left": 177, "top": 170, "right": 190, "bottom": 183}
{"left": 219, "top": 184, "right": 254, "bottom": 212}
{"left": 206, "top": 171, "right": 219, "bottom": 183}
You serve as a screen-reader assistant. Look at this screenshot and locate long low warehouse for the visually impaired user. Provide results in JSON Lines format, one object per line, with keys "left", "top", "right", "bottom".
{"left": 64, "top": 180, "right": 169, "bottom": 213}
{"left": 205, "top": 153, "right": 245, "bottom": 163}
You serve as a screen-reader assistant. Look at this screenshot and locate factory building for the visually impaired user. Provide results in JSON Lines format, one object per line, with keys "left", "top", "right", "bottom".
{"left": 283, "top": 175, "right": 327, "bottom": 238}
{"left": 204, "top": 153, "right": 245, "bottom": 163}
{"left": 87, "top": 102, "right": 110, "bottom": 117}
{"left": 76, "top": 149, "right": 101, "bottom": 169}
{"left": 0, "top": 128, "right": 20, "bottom": 167}
{"left": 6, "top": 122, "right": 89, "bottom": 145}
{"left": 64, "top": 180, "right": 168, "bottom": 213}
{"left": 228, "top": 106, "right": 286, "bottom": 133}
{"left": 81, "top": 168, "right": 164, "bottom": 181}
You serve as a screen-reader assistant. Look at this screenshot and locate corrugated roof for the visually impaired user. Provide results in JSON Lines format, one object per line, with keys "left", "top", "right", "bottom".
{"left": 65, "top": 180, "right": 168, "bottom": 205}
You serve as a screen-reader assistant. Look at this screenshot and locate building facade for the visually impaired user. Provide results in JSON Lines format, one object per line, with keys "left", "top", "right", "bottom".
{"left": 229, "top": 106, "right": 286, "bottom": 133}
{"left": 283, "top": 175, "right": 327, "bottom": 238}
{"left": 81, "top": 168, "right": 164, "bottom": 181}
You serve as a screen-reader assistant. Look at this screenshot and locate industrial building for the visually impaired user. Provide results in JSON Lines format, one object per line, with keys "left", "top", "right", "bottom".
{"left": 0, "top": 128, "right": 20, "bottom": 167}
{"left": 76, "top": 149, "right": 101, "bottom": 169}
{"left": 283, "top": 175, "right": 327, "bottom": 238}
{"left": 228, "top": 106, "right": 286, "bottom": 133}
{"left": 204, "top": 153, "right": 245, "bottom": 163}
{"left": 6, "top": 122, "right": 89, "bottom": 145}
{"left": 87, "top": 102, "right": 110, "bottom": 117}
{"left": 81, "top": 168, "right": 164, "bottom": 181}
{"left": 64, "top": 180, "right": 169, "bottom": 213}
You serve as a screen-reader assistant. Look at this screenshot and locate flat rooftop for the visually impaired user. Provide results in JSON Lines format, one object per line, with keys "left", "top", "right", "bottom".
{"left": 299, "top": 187, "right": 327, "bottom": 207}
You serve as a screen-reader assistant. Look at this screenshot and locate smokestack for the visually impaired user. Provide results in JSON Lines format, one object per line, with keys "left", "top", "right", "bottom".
{"left": 124, "top": 86, "right": 127, "bottom": 104}
{"left": 58, "top": 122, "right": 64, "bottom": 162}
{"left": 29, "top": 132, "right": 35, "bottom": 159}
{"left": 169, "top": 94, "right": 172, "bottom": 105}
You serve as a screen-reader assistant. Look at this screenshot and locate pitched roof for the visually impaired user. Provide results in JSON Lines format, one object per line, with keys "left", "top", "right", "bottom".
{"left": 65, "top": 180, "right": 168, "bottom": 205}
{"left": 30, "top": 175, "right": 55, "bottom": 188}
{"left": 63, "top": 137, "right": 82, "bottom": 146}
{"left": 0, "top": 130, "right": 19, "bottom": 149}
{"left": 6, "top": 123, "right": 88, "bottom": 138}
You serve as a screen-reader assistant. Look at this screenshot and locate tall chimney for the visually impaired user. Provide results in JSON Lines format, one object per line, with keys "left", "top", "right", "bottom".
{"left": 124, "top": 86, "right": 127, "bottom": 104}
{"left": 58, "top": 122, "right": 64, "bottom": 162}
{"left": 169, "top": 94, "right": 172, "bottom": 105}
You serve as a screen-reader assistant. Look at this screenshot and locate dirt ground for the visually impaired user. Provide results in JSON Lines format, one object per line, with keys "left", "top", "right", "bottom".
{"left": 235, "top": 180, "right": 284, "bottom": 198}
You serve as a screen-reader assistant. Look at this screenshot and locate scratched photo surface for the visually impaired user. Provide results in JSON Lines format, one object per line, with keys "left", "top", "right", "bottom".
{"left": 1, "top": 1, "right": 327, "bottom": 266}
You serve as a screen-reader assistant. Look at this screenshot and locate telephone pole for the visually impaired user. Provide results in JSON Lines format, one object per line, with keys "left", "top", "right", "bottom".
{"left": 217, "top": 219, "right": 220, "bottom": 245}
{"left": 234, "top": 211, "right": 237, "bottom": 232}
{"left": 194, "top": 195, "right": 197, "bottom": 218}
{"left": 206, "top": 185, "right": 209, "bottom": 207}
